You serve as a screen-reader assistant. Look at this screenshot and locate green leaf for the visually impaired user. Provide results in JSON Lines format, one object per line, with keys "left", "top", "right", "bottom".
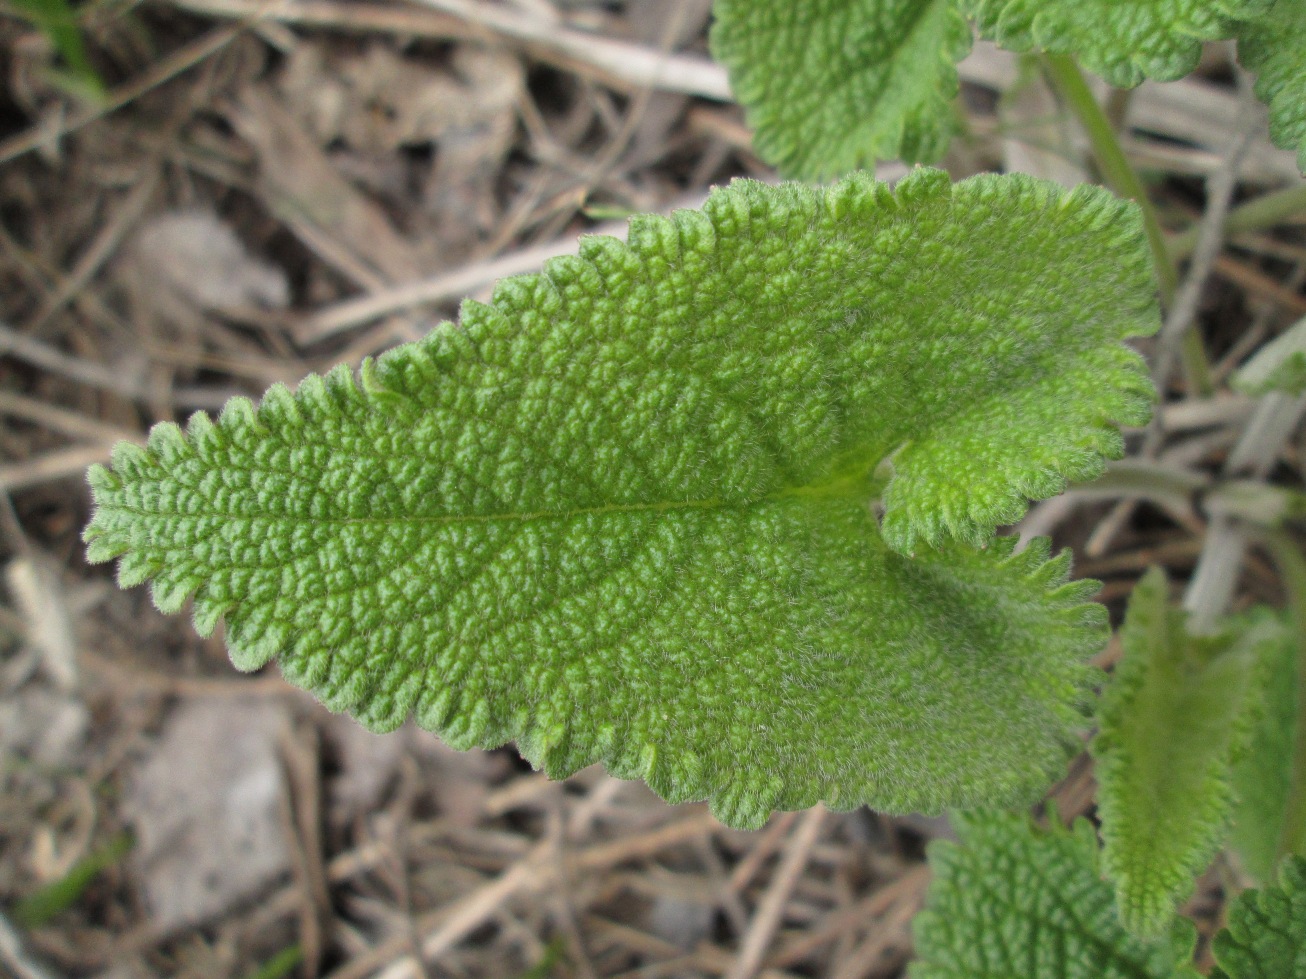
{"left": 1210, "top": 856, "right": 1306, "bottom": 979}
{"left": 710, "top": 0, "right": 973, "bottom": 179}
{"left": 963, "top": 0, "right": 1273, "bottom": 88}
{"left": 1236, "top": 0, "right": 1306, "bottom": 175}
{"left": 83, "top": 170, "right": 1157, "bottom": 828}
{"left": 1230, "top": 612, "right": 1300, "bottom": 883}
{"left": 1092, "top": 568, "right": 1277, "bottom": 937}
{"left": 910, "top": 811, "right": 1197, "bottom": 979}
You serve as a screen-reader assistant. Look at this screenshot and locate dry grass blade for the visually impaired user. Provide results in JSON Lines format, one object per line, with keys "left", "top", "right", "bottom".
{"left": 726, "top": 806, "right": 826, "bottom": 979}
{"left": 0, "top": 390, "right": 137, "bottom": 446}
{"left": 0, "top": 322, "right": 143, "bottom": 400}
{"left": 1, "top": 445, "right": 113, "bottom": 492}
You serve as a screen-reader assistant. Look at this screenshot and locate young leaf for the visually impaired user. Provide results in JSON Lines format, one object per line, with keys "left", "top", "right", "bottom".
{"left": 1229, "top": 612, "right": 1300, "bottom": 883}
{"left": 1092, "top": 569, "right": 1277, "bottom": 937}
{"left": 1236, "top": 0, "right": 1306, "bottom": 175}
{"left": 710, "top": 0, "right": 973, "bottom": 179}
{"left": 963, "top": 0, "right": 1273, "bottom": 88}
{"left": 910, "top": 811, "right": 1197, "bottom": 979}
{"left": 84, "top": 170, "right": 1157, "bottom": 828}
{"left": 1210, "top": 856, "right": 1306, "bottom": 979}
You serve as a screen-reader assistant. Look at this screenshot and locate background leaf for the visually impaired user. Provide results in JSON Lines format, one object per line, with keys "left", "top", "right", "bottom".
{"left": 84, "top": 170, "right": 1156, "bottom": 827}
{"left": 963, "top": 0, "right": 1272, "bottom": 88}
{"left": 710, "top": 0, "right": 973, "bottom": 179}
{"left": 1092, "top": 568, "right": 1277, "bottom": 936}
{"left": 8, "top": 0, "right": 105, "bottom": 100}
{"left": 1210, "top": 856, "right": 1306, "bottom": 979}
{"left": 1229, "top": 611, "right": 1301, "bottom": 883}
{"left": 1236, "top": 0, "right": 1306, "bottom": 175}
{"left": 911, "top": 811, "right": 1197, "bottom": 979}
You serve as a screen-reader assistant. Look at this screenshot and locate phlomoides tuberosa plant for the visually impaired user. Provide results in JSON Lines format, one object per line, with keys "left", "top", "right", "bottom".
{"left": 85, "top": 0, "right": 1306, "bottom": 974}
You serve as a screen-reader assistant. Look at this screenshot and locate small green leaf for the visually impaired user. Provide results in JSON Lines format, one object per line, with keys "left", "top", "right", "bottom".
{"left": 1093, "top": 569, "right": 1277, "bottom": 937}
{"left": 963, "top": 0, "right": 1273, "bottom": 88}
{"left": 1236, "top": 0, "right": 1306, "bottom": 175}
{"left": 910, "top": 811, "right": 1197, "bottom": 979}
{"left": 84, "top": 170, "right": 1157, "bottom": 828}
{"left": 1233, "top": 317, "right": 1306, "bottom": 398}
{"left": 710, "top": 0, "right": 973, "bottom": 179}
{"left": 1210, "top": 856, "right": 1306, "bottom": 979}
{"left": 1230, "top": 612, "right": 1300, "bottom": 883}
{"left": 11, "top": 832, "right": 132, "bottom": 928}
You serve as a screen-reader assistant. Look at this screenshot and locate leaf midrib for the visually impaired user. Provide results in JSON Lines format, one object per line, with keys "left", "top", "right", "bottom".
{"left": 105, "top": 467, "right": 877, "bottom": 530}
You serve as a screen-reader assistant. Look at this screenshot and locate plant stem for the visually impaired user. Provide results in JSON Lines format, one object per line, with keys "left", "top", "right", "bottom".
{"left": 1042, "top": 53, "right": 1177, "bottom": 306}
{"left": 1042, "top": 54, "right": 1218, "bottom": 397}
{"left": 1263, "top": 532, "right": 1306, "bottom": 864}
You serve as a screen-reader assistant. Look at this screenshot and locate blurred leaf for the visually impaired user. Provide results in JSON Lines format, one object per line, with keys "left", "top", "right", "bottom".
{"left": 8, "top": 0, "right": 105, "bottom": 100}
{"left": 1236, "top": 0, "right": 1306, "bottom": 175}
{"left": 11, "top": 832, "right": 131, "bottom": 928}
{"left": 512, "top": 937, "right": 565, "bottom": 979}
{"left": 241, "top": 945, "right": 303, "bottom": 979}
{"left": 1230, "top": 612, "right": 1301, "bottom": 882}
{"left": 1210, "top": 856, "right": 1306, "bottom": 978}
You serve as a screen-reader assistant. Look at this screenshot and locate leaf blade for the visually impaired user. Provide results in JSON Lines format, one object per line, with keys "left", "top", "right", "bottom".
{"left": 1092, "top": 569, "right": 1277, "bottom": 936}
{"left": 964, "top": 0, "right": 1272, "bottom": 88}
{"left": 710, "top": 0, "right": 973, "bottom": 179}
{"left": 85, "top": 170, "right": 1157, "bottom": 826}
{"left": 1211, "top": 856, "right": 1306, "bottom": 979}
{"left": 1236, "top": 0, "right": 1306, "bottom": 175}
{"left": 910, "top": 812, "right": 1196, "bottom": 979}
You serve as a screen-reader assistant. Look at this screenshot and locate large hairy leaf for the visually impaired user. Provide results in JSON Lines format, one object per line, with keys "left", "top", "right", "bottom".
{"left": 84, "top": 170, "right": 1157, "bottom": 828}
{"left": 1236, "top": 0, "right": 1306, "bottom": 175}
{"left": 710, "top": 0, "right": 973, "bottom": 179}
{"left": 1093, "top": 569, "right": 1276, "bottom": 936}
{"left": 911, "top": 812, "right": 1197, "bottom": 979}
{"left": 964, "top": 0, "right": 1273, "bottom": 88}
{"left": 1210, "top": 856, "right": 1306, "bottom": 979}
{"left": 1229, "top": 612, "right": 1300, "bottom": 883}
